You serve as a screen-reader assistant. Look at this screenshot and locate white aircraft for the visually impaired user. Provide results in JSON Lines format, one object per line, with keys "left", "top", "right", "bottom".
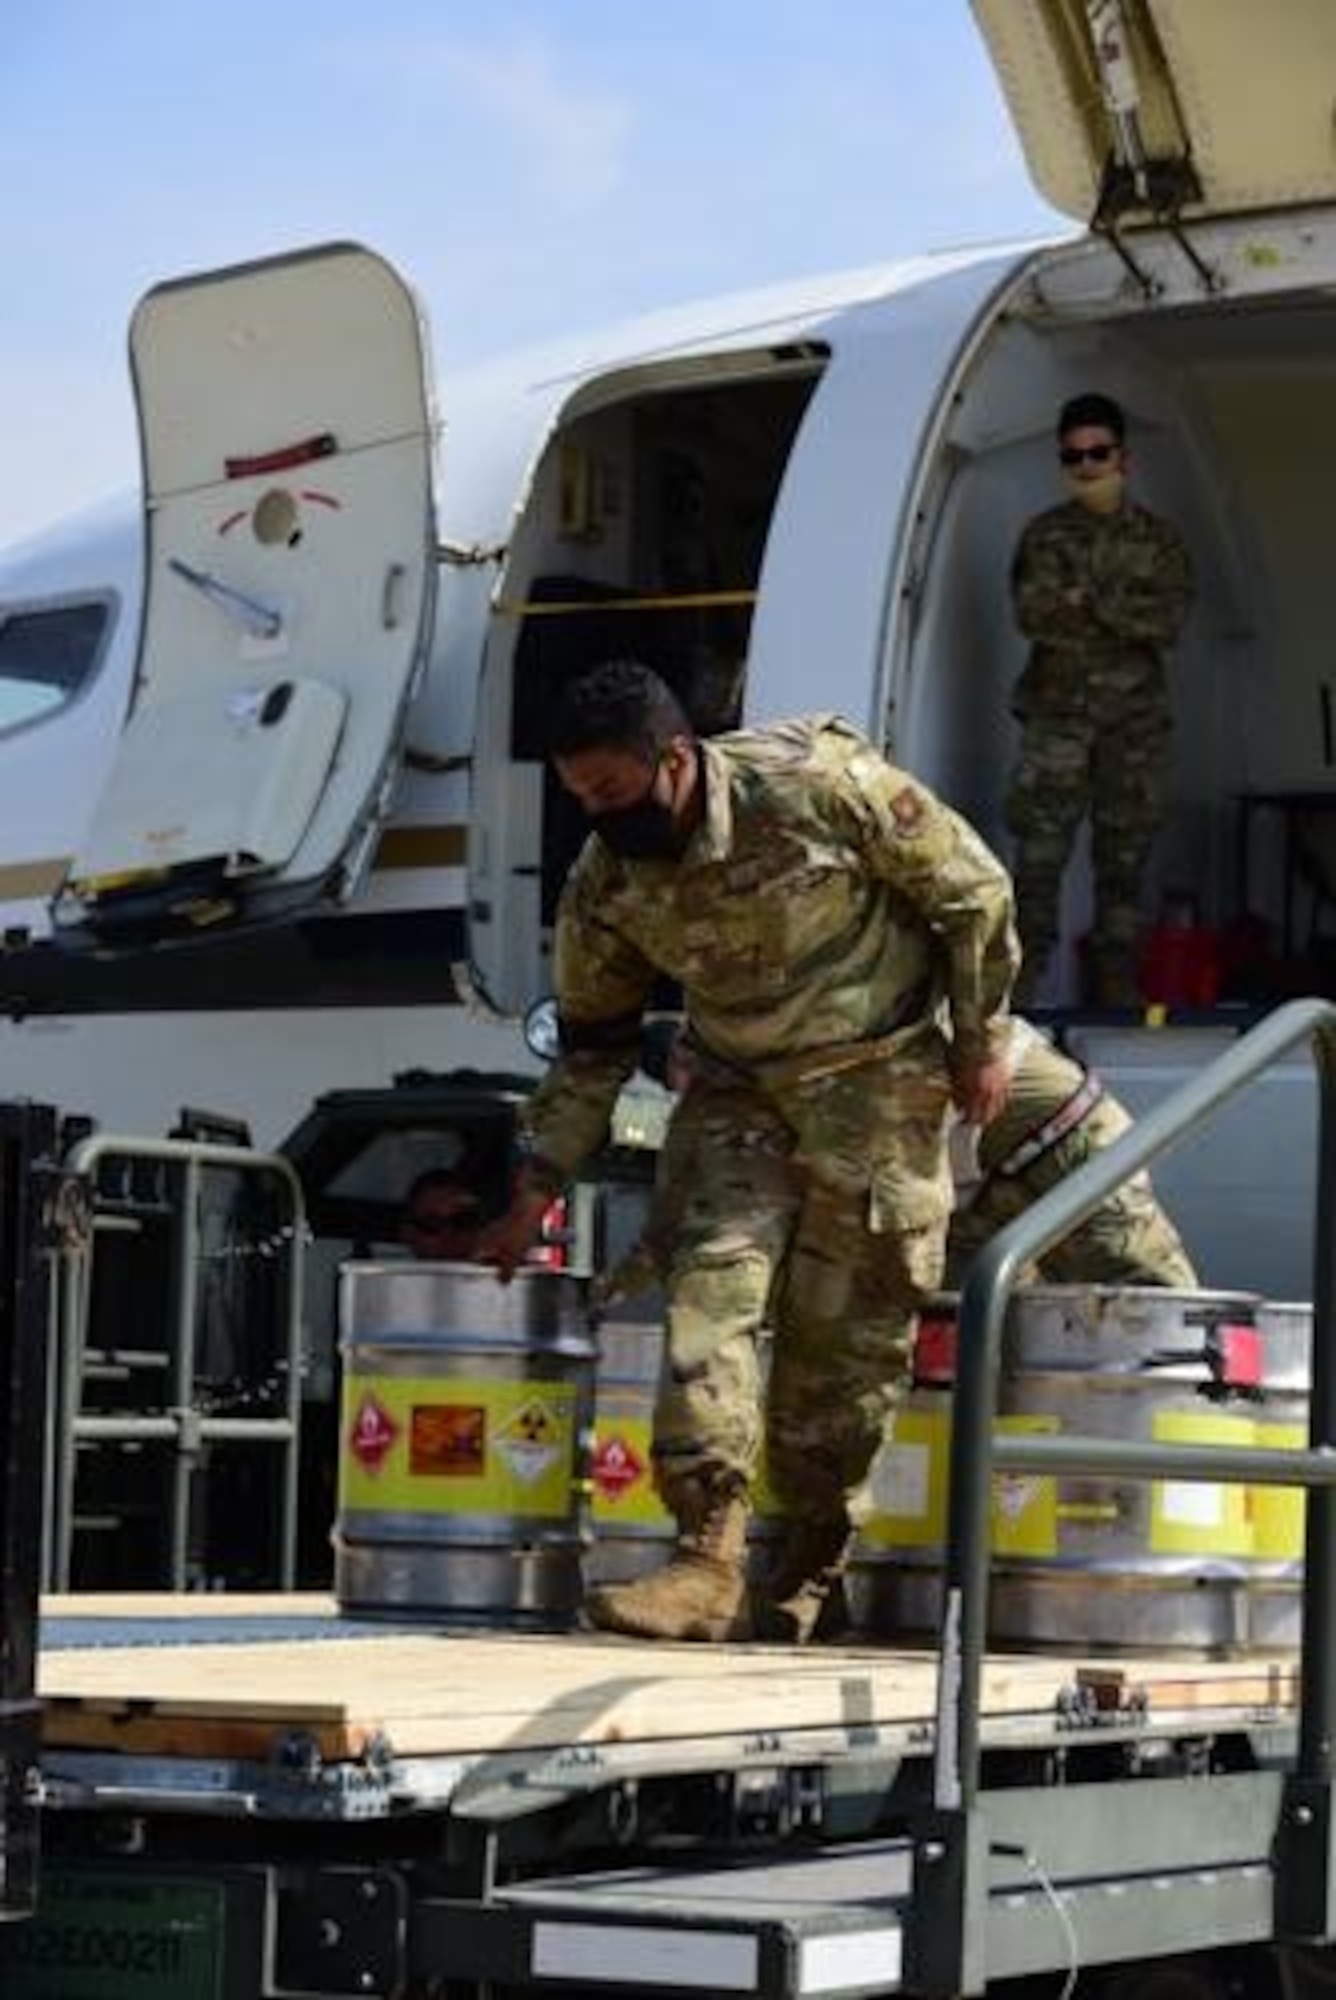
{"left": 0, "top": 0, "right": 1330, "bottom": 1283}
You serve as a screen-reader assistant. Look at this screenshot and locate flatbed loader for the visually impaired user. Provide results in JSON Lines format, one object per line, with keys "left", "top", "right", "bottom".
{"left": 3, "top": 999, "right": 1336, "bottom": 1997}
{"left": 17, "top": 1597, "right": 1310, "bottom": 2000}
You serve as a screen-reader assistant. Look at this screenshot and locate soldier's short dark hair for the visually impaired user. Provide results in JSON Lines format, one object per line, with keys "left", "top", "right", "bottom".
{"left": 1057, "top": 392, "right": 1126, "bottom": 443}
{"left": 404, "top": 1168, "right": 483, "bottom": 1216}
{"left": 547, "top": 661, "right": 692, "bottom": 762}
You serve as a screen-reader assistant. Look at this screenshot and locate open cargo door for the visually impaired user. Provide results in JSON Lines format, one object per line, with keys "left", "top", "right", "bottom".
{"left": 971, "top": 0, "right": 1336, "bottom": 228}
{"left": 55, "top": 241, "right": 438, "bottom": 946}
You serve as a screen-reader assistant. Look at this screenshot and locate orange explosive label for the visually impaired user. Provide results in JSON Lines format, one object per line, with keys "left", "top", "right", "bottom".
{"left": 410, "top": 1403, "right": 486, "bottom": 1476}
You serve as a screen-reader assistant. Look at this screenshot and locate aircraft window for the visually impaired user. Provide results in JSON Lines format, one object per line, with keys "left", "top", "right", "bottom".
{"left": 0, "top": 600, "right": 110, "bottom": 730}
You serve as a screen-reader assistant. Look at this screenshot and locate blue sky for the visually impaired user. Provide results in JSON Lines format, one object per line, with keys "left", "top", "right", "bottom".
{"left": 0, "top": 2, "right": 1062, "bottom": 548}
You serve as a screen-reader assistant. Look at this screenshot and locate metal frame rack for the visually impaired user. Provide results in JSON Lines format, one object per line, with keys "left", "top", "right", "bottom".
{"left": 46, "top": 1132, "right": 306, "bottom": 1593}
{"left": 0, "top": 1104, "right": 59, "bottom": 1924}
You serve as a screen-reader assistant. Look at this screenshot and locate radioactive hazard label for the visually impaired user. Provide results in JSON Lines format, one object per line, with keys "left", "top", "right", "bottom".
{"left": 495, "top": 1397, "right": 564, "bottom": 1485}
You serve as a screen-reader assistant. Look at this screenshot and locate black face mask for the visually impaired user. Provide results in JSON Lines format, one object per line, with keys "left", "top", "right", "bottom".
{"left": 588, "top": 791, "right": 686, "bottom": 861}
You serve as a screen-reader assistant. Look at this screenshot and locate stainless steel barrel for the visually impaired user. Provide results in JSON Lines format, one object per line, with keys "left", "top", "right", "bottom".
{"left": 586, "top": 1315, "right": 780, "bottom": 1586}
{"left": 335, "top": 1263, "right": 596, "bottom": 1624}
{"left": 857, "top": 1286, "right": 1265, "bottom": 1653}
{"left": 847, "top": 1295, "right": 958, "bottom": 1638}
{"left": 1247, "top": 1300, "right": 1311, "bottom": 1652}
{"left": 990, "top": 1285, "right": 1262, "bottom": 1652}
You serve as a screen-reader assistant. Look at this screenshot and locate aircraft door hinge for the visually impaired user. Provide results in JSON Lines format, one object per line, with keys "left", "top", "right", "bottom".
{"left": 436, "top": 538, "right": 508, "bottom": 568}
{"left": 1084, "top": 0, "right": 1223, "bottom": 300}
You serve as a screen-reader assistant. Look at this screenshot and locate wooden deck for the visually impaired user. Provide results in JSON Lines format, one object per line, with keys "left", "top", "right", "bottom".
{"left": 33, "top": 1594, "right": 1302, "bottom": 1767}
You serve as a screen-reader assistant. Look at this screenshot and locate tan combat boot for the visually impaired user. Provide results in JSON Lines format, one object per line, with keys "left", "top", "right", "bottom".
{"left": 583, "top": 1471, "right": 753, "bottom": 1641}
{"left": 754, "top": 1518, "right": 854, "bottom": 1645}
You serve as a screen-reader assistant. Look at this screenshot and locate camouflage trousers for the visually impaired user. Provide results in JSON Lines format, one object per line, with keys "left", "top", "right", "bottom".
{"left": 946, "top": 1037, "right": 1198, "bottom": 1289}
{"left": 647, "top": 1024, "right": 954, "bottom": 1519}
{"left": 1005, "top": 697, "right": 1170, "bottom": 986}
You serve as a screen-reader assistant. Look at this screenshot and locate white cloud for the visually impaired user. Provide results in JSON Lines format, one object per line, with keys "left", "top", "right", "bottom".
{"left": 428, "top": 30, "right": 634, "bottom": 210}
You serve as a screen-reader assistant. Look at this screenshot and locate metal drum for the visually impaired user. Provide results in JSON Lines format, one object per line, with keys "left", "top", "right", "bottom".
{"left": 1247, "top": 1301, "right": 1312, "bottom": 1652}
{"left": 989, "top": 1286, "right": 1262, "bottom": 1653}
{"left": 335, "top": 1263, "right": 596, "bottom": 1625}
{"left": 848, "top": 1296, "right": 959, "bottom": 1638}
{"left": 586, "top": 1315, "right": 780, "bottom": 1586}
{"left": 856, "top": 1287, "right": 1265, "bottom": 1654}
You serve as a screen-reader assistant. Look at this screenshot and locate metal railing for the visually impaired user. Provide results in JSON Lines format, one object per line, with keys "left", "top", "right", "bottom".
{"left": 48, "top": 1133, "right": 307, "bottom": 1593}
{"left": 933, "top": 995, "right": 1336, "bottom": 1813}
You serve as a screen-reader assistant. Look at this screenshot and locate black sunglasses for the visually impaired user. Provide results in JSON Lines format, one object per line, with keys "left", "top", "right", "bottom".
{"left": 1059, "top": 442, "right": 1119, "bottom": 467}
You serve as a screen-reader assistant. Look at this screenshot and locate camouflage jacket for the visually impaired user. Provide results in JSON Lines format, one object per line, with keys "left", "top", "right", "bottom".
{"left": 1011, "top": 499, "right": 1193, "bottom": 717}
{"left": 522, "top": 715, "right": 1018, "bottom": 1185}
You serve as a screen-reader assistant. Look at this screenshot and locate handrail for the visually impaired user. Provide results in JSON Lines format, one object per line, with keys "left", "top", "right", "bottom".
{"left": 50, "top": 1133, "right": 307, "bottom": 1593}
{"left": 933, "top": 996, "right": 1336, "bottom": 1813}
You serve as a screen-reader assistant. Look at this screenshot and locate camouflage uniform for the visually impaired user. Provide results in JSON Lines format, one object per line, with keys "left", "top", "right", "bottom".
{"left": 1006, "top": 499, "right": 1193, "bottom": 1001}
{"left": 525, "top": 715, "right": 1018, "bottom": 1524}
{"left": 946, "top": 1020, "right": 1198, "bottom": 1288}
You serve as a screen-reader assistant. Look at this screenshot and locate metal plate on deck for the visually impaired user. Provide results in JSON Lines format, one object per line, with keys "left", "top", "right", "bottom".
{"left": 481, "top": 1841, "right": 914, "bottom": 1995}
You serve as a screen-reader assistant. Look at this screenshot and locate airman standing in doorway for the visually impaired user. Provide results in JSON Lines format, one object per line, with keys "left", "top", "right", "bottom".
{"left": 1006, "top": 393, "right": 1194, "bottom": 1008}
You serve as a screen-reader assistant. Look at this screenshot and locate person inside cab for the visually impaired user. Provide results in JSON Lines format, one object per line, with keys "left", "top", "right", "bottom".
{"left": 400, "top": 1169, "right": 488, "bottom": 1263}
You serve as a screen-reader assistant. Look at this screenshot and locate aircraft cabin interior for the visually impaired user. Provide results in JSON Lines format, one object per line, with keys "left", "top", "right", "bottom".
{"left": 481, "top": 261, "right": 1336, "bottom": 1026}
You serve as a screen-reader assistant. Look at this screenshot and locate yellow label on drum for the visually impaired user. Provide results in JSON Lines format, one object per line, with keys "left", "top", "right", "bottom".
{"left": 991, "top": 1415, "right": 1059, "bottom": 1560}
{"left": 1251, "top": 1419, "right": 1307, "bottom": 1561}
{"left": 590, "top": 1402, "right": 782, "bottom": 1527}
{"left": 860, "top": 1405, "right": 1057, "bottom": 1555}
{"left": 862, "top": 1404, "right": 949, "bottom": 1548}
{"left": 1149, "top": 1409, "right": 1254, "bottom": 1557}
{"left": 340, "top": 1372, "right": 578, "bottom": 1518}
{"left": 591, "top": 1398, "right": 666, "bottom": 1526}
